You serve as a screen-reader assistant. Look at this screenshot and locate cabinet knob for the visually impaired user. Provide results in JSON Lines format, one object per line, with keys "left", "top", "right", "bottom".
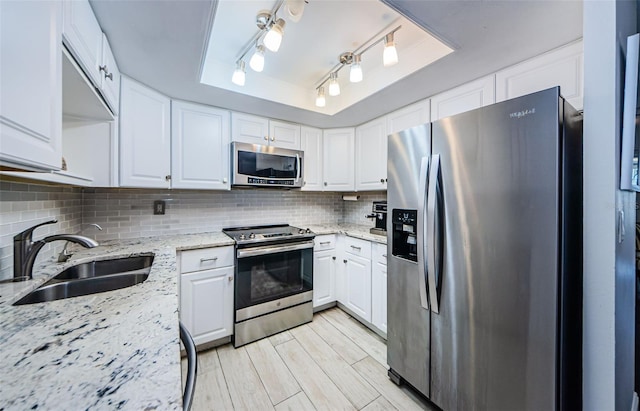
{"left": 270, "top": 136, "right": 275, "bottom": 141}
{"left": 324, "top": 182, "right": 328, "bottom": 186}
{"left": 264, "top": 136, "right": 268, "bottom": 141}
{"left": 380, "top": 178, "right": 385, "bottom": 183}
{"left": 228, "top": 276, "right": 234, "bottom": 282}
{"left": 223, "top": 177, "right": 228, "bottom": 183}
{"left": 99, "top": 65, "right": 108, "bottom": 73}
{"left": 165, "top": 175, "right": 171, "bottom": 181}
{"left": 105, "top": 72, "right": 113, "bottom": 81}
{"left": 385, "top": 178, "right": 388, "bottom": 182}
{"left": 332, "top": 256, "right": 336, "bottom": 260}
{"left": 343, "top": 259, "right": 347, "bottom": 264}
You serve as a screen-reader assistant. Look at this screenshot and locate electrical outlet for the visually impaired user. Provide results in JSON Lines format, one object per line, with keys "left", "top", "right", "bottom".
{"left": 153, "top": 200, "right": 166, "bottom": 215}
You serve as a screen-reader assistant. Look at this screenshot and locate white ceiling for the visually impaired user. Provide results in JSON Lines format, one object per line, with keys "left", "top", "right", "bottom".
{"left": 89, "top": 0, "right": 583, "bottom": 128}
{"left": 200, "top": 0, "right": 453, "bottom": 115}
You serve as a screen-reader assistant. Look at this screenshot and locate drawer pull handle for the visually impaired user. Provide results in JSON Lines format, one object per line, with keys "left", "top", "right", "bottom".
{"left": 200, "top": 257, "right": 218, "bottom": 262}
{"left": 350, "top": 245, "right": 362, "bottom": 250}
{"left": 319, "top": 241, "right": 331, "bottom": 245}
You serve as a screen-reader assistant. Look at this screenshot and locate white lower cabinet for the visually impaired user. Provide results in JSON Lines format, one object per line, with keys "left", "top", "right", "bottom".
{"left": 313, "top": 249, "right": 337, "bottom": 308}
{"left": 371, "top": 243, "right": 388, "bottom": 334}
{"left": 343, "top": 237, "right": 372, "bottom": 323}
{"left": 179, "top": 246, "right": 234, "bottom": 346}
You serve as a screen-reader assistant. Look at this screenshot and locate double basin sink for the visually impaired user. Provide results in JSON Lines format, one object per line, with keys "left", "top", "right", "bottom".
{"left": 14, "top": 254, "right": 154, "bottom": 306}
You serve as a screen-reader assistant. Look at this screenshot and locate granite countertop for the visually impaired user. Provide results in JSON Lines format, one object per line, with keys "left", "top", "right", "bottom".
{"left": 307, "top": 223, "right": 387, "bottom": 244}
{"left": 0, "top": 232, "right": 234, "bottom": 411}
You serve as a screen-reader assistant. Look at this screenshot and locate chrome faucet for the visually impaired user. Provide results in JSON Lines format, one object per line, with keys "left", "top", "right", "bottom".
{"left": 58, "top": 223, "right": 103, "bottom": 262}
{"left": 13, "top": 220, "right": 99, "bottom": 281}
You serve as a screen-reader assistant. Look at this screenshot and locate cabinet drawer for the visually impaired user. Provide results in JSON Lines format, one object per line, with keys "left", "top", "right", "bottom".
{"left": 373, "top": 242, "right": 387, "bottom": 266}
{"left": 314, "top": 234, "right": 336, "bottom": 251}
{"left": 344, "top": 236, "right": 371, "bottom": 259}
{"left": 180, "top": 246, "right": 234, "bottom": 273}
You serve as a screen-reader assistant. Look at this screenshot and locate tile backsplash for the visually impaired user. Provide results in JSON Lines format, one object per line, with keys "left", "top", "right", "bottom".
{"left": 0, "top": 180, "right": 83, "bottom": 280}
{"left": 0, "top": 180, "right": 387, "bottom": 280}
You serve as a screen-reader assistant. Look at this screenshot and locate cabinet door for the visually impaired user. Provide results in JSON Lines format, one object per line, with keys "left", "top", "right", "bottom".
{"left": 100, "top": 34, "right": 120, "bottom": 115}
{"left": 0, "top": 1, "right": 62, "bottom": 171}
{"left": 231, "top": 112, "right": 269, "bottom": 145}
{"left": 372, "top": 260, "right": 387, "bottom": 334}
{"left": 180, "top": 266, "right": 234, "bottom": 346}
{"left": 313, "top": 249, "right": 336, "bottom": 308}
{"left": 171, "top": 100, "right": 230, "bottom": 190}
{"left": 300, "top": 126, "right": 323, "bottom": 191}
{"left": 344, "top": 253, "right": 372, "bottom": 322}
{"left": 387, "top": 99, "right": 430, "bottom": 134}
{"left": 119, "top": 76, "right": 171, "bottom": 188}
{"left": 496, "top": 41, "right": 583, "bottom": 110}
{"left": 269, "top": 120, "right": 300, "bottom": 149}
{"left": 323, "top": 128, "right": 355, "bottom": 191}
{"left": 355, "top": 117, "right": 387, "bottom": 191}
{"left": 62, "top": 0, "right": 103, "bottom": 88}
{"left": 430, "top": 75, "right": 495, "bottom": 121}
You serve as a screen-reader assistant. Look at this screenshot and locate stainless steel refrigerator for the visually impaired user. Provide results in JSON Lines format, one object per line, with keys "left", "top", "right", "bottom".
{"left": 386, "top": 87, "right": 582, "bottom": 410}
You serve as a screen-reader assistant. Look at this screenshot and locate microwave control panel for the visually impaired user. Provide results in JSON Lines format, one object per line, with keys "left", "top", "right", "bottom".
{"left": 248, "top": 178, "right": 295, "bottom": 186}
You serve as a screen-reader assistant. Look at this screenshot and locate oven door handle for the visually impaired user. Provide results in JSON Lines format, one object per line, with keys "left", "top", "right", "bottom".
{"left": 236, "top": 241, "right": 314, "bottom": 258}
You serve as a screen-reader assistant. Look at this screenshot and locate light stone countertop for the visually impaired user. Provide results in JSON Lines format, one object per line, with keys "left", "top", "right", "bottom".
{"left": 0, "top": 227, "right": 382, "bottom": 410}
{"left": 0, "top": 232, "right": 234, "bottom": 411}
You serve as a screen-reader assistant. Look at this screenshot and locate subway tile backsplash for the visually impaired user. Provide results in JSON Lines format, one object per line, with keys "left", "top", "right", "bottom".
{"left": 0, "top": 180, "right": 387, "bottom": 281}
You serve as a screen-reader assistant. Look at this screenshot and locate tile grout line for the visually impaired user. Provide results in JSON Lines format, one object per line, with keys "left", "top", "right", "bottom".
{"left": 215, "top": 347, "right": 239, "bottom": 410}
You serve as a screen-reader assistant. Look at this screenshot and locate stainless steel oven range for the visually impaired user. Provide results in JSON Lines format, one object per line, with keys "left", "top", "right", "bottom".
{"left": 223, "top": 224, "right": 314, "bottom": 347}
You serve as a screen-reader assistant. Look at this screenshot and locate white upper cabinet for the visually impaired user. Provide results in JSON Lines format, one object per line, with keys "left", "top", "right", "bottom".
{"left": 231, "top": 112, "right": 269, "bottom": 145}
{"left": 119, "top": 76, "right": 171, "bottom": 188}
{"left": 231, "top": 112, "right": 300, "bottom": 149}
{"left": 300, "top": 126, "right": 323, "bottom": 191}
{"left": 269, "top": 120, "right": 301, "bottom": 150}
{"left": 62, "top": 0, "right": 120, "bottom": 115}
{"left": 387, "top": 99, "right": 430, "bottom": 135}
{"left": 62, "top": 0, "right": 103, "bottom": 89}
{"left": 496, "top": 40, "right": 583, "bottom": 110}
{"left": 99, "top": 34, "right": 120, "bottom": 115}
{"left": 171, "top": 100, "right": 230, "bottom": 190}
{"left": 323, "top": 128, "right": 355, "bottom": 191}
{"left": 430, "top": 75, "right": 496, "bottom": 121}
{"left": 0, "top": 1, "right": 62, "bottom": 171}
{"left": 355, "top": 117, "right": 387, "bottom": 191}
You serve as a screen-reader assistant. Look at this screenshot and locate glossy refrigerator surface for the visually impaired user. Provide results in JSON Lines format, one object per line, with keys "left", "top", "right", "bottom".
{"left": 386, "top": 126, "right": 431, "bottom": 397}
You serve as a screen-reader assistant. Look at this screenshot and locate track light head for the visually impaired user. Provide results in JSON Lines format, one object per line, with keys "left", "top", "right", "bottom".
{"left": 250, "top": 45, "right": 265, "bottom": 72}
{"left": 383, "top": 32, "right": 398, "bottom": 67}
{"left": 264, "top": 18, "right": 286, "bottom": 52}
{"left": 232, "top": 60, "right": 246, "bottom": 86}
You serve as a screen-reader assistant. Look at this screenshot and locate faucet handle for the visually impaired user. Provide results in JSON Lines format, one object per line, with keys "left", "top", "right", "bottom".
{"left": 14, "top": 219, "right": 57, "bottom": 241}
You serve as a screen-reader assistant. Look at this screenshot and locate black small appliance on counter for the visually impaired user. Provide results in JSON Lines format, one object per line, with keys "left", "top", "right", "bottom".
{"left": 366, "top": 201, "right": 388, "bottom": 236}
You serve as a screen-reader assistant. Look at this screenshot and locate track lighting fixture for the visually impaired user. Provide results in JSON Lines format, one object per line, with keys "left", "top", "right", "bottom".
{"left": 314, "top": 25, "right": 401, "bottom": 107}
{"left": 350, "top": 54, "right": 363, "bottom": 83}
{"left": 383, "top": 32, "right": 399, "bottom": 67}
{"left": 328, "top": 72, "right": 340, "bottom": 96}
{"left": 232, "top": 60, "right": 246, "bottom": 86}
{"left": 315, "top": 87, "right": 326, "bottom": 107}
{"left": 249, "top": 45, "right": 265, "bottom": 72}
{"left": 264, "top": 18, "right": 286, "bottom": 52}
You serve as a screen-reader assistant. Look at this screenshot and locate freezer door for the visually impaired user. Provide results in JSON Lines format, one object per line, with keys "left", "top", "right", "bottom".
{"left": 386, "top": 126, "right": 431, "bottom": 397}
{"left": 430, "top": 88, "right": 561, "bottom": 411}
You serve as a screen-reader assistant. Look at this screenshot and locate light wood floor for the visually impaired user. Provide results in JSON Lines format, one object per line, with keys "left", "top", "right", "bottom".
{"left": 183, "top": 307, "right": 436, "bottom": 411}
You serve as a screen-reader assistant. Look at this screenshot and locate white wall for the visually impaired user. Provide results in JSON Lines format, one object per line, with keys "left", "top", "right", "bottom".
{"left": 583, "top": 1, "right": 636, "bottom": 409}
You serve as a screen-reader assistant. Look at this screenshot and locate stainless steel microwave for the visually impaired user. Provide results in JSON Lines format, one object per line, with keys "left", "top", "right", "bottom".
{"left": 231, "top": 142, "right": 304, "bottom": 188}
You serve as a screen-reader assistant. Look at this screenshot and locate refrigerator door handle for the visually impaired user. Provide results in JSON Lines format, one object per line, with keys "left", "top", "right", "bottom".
{"left": 427, "top": 154, "right": 441, "bottom": 314}
{"left": 416, "top": 156, "right": 430, "bottom": 310}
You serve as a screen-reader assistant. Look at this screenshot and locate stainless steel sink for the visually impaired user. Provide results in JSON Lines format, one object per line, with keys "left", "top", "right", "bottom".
{"left": 13, "top": 255, "right": 154, "bottom": 306}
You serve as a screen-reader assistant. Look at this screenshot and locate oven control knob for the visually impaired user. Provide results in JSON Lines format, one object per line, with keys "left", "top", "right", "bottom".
{"left": 249, "top": 233, "right": 256, "bottom": 239}
{"left": 298, "top": 229, "right": 305, "bottom": 234}
{"left": 305, "top": 228, "right": 312, "bottom": 234}
{"left": 239, "top": 234, "right": 246, "bottom": 240}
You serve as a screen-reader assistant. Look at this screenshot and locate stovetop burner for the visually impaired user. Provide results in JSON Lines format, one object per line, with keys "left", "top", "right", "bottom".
{"left": 223, "top": 224, "right": 314, "bottom": 246}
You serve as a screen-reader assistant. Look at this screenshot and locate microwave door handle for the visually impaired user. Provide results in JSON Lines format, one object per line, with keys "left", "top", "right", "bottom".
{"left": 296, "top": 154, "right": 301, "bottom": 183}
{"left": 416, "top": 156, "right": 430, "bottom": 310}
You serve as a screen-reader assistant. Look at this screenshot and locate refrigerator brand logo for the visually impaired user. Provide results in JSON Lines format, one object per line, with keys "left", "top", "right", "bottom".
{"left": 509, "top": 108, "right": 536, "bottom": 119}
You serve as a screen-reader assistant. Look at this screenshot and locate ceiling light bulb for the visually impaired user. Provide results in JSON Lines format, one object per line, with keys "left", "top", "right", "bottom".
{"left": 328, "top": 72, "right": 340, "bottom": 96}
{"left": 350, "top": 54, "right": 363, "bottom": 83}
{"left": 383, "top": 33, "right": 398, "bottom": 67}
{"left": 264, "top": 18, "right": 285, "bottom": 52}
{"left": 232, "top": 60, "right": 246, "bottom": 86}
{"left": 315, "top": 87, "right": 326, "bottom": 107}
{"left": 249, "top": 45, "right": 265, "bottom": 72}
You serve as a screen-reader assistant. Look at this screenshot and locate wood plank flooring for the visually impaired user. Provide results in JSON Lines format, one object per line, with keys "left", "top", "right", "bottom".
{"left": 185, "top": 307, "right": 436, "bottom": 411}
